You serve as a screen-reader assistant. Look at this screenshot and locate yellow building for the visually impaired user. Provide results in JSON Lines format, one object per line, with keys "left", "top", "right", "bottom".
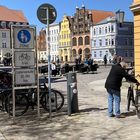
{"left": 59, "top": 15, "right": 72, "bottom": 62}
{"left": 130, "top": 0, "right": 140, "bottom": 79}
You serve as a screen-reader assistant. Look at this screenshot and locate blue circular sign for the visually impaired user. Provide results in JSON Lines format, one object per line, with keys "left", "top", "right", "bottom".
{"left": 17, "top": 30, "right": 31, "bottom": 43}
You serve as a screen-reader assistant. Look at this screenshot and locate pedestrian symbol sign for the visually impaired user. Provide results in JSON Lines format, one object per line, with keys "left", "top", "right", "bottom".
{"left": 14, "top": 27, "right": 35, "bottom": 49}
{"left": 17, "top": 30, "right": 31, "bottom": 44}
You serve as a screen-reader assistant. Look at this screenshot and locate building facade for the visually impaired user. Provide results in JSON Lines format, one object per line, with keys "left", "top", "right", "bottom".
{"left": 0, "top": 6, "right": 28, "bottom": 62}
{"left": 70, "top": 5, "right": 114, "bottom": 61}
{"left": 59, "top": 15, "right": 72, "bottom": 62}
{"left": 37, "top": 29, "right": 46, "bottom": 62}
{"left": 49, "top": 23, "right": 59, "bottom": 62}
{"left": 90, "top": 16, "right": 134, "bottom": 63}
{"left": 37, "top": 24, "right": 60, "bottom": 62}
{"left": 130, "top": 0, "right": 140, "bottom": 79}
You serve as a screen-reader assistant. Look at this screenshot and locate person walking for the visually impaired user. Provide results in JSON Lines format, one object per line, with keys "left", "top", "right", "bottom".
{"left": 105, "top": 61, "right": 139, "bottom": 118}
{"left": 103, "top": 55, "right": 107, "bottom": 67}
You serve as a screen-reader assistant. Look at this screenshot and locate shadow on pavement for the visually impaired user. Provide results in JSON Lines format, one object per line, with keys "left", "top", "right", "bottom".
{"left": 121, "top": 110, "right": 136, "bottom": 117}
{"left": 80, "top": 107, "right": 107, "bottom": 113}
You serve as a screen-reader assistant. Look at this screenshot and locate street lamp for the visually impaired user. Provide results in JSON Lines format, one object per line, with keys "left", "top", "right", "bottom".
{"left": 116, "top": 10, "right": 125, "bottom": 27}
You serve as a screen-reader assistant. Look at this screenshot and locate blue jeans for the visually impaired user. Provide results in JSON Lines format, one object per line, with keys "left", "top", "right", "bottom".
{"left": 107, "top": 89, "right": 121, "bottom": 116}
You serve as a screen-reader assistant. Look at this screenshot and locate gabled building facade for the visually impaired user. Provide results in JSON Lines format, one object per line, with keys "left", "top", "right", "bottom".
{"left": 70, "top": 5, "right": 114, "bottom": 61}
{"left": 59, "top": 15, "right": 72, "bottom": 62}
{"left": 0, "top": 6, "right": 28, "bottom": 62}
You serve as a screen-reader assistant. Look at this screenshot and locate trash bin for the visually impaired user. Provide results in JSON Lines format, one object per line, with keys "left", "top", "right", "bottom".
{"left": 66, "top": 72, "right": 79, "bottom": 116}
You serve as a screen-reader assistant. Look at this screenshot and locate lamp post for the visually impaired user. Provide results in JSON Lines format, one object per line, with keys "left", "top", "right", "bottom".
{"left": 115, "top": 10, "right": 125, "bottom": 55}
{"left": 116, "top": 10, "right": 125, "bottom": 27}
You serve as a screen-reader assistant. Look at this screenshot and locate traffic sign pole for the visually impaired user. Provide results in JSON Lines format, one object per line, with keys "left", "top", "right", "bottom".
{"left": 37, "top": 3, "right": 57, "bottom": 119}
{"left": 46, "top": 8, "right": 52, "bottom": 118}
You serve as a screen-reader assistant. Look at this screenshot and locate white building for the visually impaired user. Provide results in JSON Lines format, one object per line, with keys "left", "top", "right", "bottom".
{"left": 49, "top": 23, "right": 60, "bottom": 62}
{"left": 90, "top": 16, "right": 134, "bottom": 63}
{"left": 38, "top": 23, "right": 60, "bottom": 62}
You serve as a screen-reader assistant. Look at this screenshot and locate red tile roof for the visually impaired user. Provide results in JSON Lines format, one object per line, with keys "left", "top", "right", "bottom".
{"left": 91, "top": 10, "right": 115, "bottom": 24}
{"left": 0, "top": 6, "right": 28, "bottom": 23}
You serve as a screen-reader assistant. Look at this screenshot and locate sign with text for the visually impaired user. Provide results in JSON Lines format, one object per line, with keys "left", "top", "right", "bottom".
{"left": 15, "top": 69, "right": 35, "bottom": 85}
{"left": 14, "top": 51, "right": 35, "bottom": 67}
{"left": 13, "top": 27, "right": 35, "bottom": 49}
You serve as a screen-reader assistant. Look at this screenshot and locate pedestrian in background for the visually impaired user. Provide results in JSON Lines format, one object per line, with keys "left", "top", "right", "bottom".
{"left": 105, "top": 61, "right": 139, "bottom": 118}
{"left": 103, "top": 55, "right": 107, "bottom": 67}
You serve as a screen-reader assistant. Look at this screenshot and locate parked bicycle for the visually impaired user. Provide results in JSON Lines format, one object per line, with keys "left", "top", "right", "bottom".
{"left": 127, "top": 83, "right": 140, "bottom": 119}
{"left": 4, "top": 83, "right": 64, "bottom": 117}
{"left": 0, "top": 70, "right": 64, "bottom": 117}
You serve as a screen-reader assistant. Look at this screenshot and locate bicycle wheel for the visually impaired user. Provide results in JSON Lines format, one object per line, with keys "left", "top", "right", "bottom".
{"left": 127, "top": 86, "right": 133, "bottom": 111}
{"left": 40, "top": 89, "right": 64, "bottom": 112}
{"left": 5, "top": 93, "right": 29, "bottom": 117}
{"left": 135, "top": 91, "right": 140, "bottom": 119}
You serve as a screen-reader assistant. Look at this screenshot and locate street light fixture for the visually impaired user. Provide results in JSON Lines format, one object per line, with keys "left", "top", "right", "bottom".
{"left": 116, "top": 10, "right": 125, "bottom": 27}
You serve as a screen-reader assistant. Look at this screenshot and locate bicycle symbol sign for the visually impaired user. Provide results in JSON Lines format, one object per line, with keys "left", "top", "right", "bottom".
{"left": 17, "top": 29, "right": 31, "bottom": 44}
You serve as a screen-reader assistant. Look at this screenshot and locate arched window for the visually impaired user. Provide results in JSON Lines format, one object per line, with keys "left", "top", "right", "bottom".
{"left": 72, "top": 37, "right": 77, "bottom": 46}
{"left": 78, "top": 37, "right": 83, "bottom": 45}
{"left": 85, "top": 36, "right": 90, "bottom": 45}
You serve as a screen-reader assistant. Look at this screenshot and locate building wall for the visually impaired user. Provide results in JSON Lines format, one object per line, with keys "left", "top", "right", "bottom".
{"left": 71, "top": 6, "right": 92, "bottom": 60}
{"left": 130, "top": 0, "right": 140, "bottom": 79}
{"left": 0, "top": 29, "right": 10, "bottom": 62}
{"left": 91, "top": 19, "right": 116, "bottom": 62}
{"left": 91, "top": 17, "right": 134, "bottom": 63}
{"left": 49, "top": 23, "right": 60, "bottom": 62}
{"left": 59, "top": 15, "right": 72, "bottom": 62}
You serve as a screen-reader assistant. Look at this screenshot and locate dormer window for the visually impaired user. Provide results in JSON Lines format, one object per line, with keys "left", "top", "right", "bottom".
{"left": 8, "top": 22, "right": 14, "bottom": 28}
{"left": 16, "top": 22, "right": 20, "bottom": 25}
{"left": 1, "top": 21, "right": 6, "bottom": 28}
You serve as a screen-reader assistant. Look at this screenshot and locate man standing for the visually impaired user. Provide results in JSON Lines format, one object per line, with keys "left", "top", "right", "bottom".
{"left": 105, "top": 61, "right": 139, "bottom": 118}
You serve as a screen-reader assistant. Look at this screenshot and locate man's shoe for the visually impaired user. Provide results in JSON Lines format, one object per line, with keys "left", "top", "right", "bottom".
{"left": 115, "top": 114, "right": 126, "bottom": 118}
{"left": 109, "top": 114, "right": 115, "bottom": 117}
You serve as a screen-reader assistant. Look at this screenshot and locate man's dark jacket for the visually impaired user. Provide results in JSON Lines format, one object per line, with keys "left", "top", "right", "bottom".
{"left": 105, "top": 64, "right": 138, "bottom": 91}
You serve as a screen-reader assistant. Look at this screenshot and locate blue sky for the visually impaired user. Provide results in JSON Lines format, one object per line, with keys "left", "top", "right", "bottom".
{"left": 0, "top": 0, "right": 133, "bottom": 33}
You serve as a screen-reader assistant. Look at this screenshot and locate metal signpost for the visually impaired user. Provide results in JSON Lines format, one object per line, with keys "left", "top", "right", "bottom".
{"left": 11, "top": 25, "right": 39, "bottom": 121}
{"left": 37, "top": 3, "right": 57, "bottom": 118}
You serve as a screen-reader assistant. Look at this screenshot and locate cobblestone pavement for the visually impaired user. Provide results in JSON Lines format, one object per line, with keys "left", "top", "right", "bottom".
{"left": 0, "top": 66, "right": 140, "bottom": 140}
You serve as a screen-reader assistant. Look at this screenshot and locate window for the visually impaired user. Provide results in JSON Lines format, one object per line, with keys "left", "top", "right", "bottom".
{"left": 78, "top": 37, "right": 83, "bottom": 45}
{"left": 94, "top": 29, "right": 96, "bottom": 35}
{"left": 111, "top": 25, "right": 114, "bottom": 32}
{"left": 94, "top": 40, "right": 96, "bottom": 47}
{"left": 99, "top": 51, "right": 102, "bottom": 57}
{"left": 72, "top": 37, "right": 77, "bottom": 46}
{"left": 94, "top": 51, "right": 96, "bottom": 57}
{"left": 125, "top": 51, "right": 128, "bottom": 57}
{"left": 111, "top": 39, "right": 114, "bottom": 45}
{"left": 2, "top": 32, "right": 6, "bottom": 38}
{"left": 99, "top": 28, "right": 102, "bottom": 34}
{"left": 85, "top": 36, "right": 90, "bottom": 45}
{"left": 108, "top": 26, "right": 111, "bottom": 32}
{"left": 105, "top": 39, "right": 108, "bottom": 46}
{"left": 99, "top": 39, "right": 102, "bottom": 46}
{"left": 2, "top": 42, "right": 6, "bottom": 48}
{"left": 130, "top": 51, "right": 133, "bottom": 57}
{"left": 105, "top": 27, "right": 107, "bottom": 34}
{"left": 1, "top": 21, "right": 6, "bottom": 28}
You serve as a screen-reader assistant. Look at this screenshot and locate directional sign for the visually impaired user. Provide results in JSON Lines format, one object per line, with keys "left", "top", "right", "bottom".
{"left": 37, "top": 3, "right": 57, "bottom": 24}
